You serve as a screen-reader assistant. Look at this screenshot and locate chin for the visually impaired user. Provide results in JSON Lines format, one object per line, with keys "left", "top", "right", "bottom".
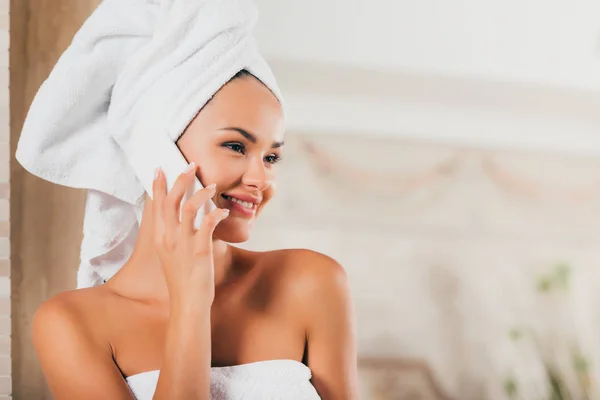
{"left": 213, "top": 220, "right": 252, "bottom": 243}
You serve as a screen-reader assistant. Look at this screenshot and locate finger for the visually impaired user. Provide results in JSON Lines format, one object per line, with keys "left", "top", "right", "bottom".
{"left": 165, "top": 162, "right": 197, "bottom": 233}
{"left": 152, "top": 168, "right": 167, "bottom": 242}
{"left": 194, "top": 208, "right": 230, "bottom": 255}
{"left": 181, "top": 183, "right": 217, "bottom": 234}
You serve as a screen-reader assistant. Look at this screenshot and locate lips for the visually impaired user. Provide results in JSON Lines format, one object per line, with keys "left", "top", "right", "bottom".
{"left": 221, "top": 194, "right": 261, "bottom": 218}
{"left": 222, "top": 194, "right": 258, "bottom": 210}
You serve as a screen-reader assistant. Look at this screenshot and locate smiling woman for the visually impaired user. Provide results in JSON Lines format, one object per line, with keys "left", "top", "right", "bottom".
{"left": 177, "top": 71, "right": 286, "bottom": 244}
{"left": 14, "top": 0, "right": 358, "bottom": 399}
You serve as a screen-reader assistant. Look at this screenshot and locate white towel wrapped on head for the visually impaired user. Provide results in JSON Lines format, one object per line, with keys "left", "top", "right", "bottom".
{"left": 15, "top": 0, "right": 284, "bottom": 288}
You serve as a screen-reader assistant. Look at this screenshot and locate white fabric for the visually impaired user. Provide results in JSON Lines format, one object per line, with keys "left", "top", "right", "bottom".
{"left": 15, "top": 0, "right": 284, "bottom": 288}
{"left": 126, "top": 360, "right": 321, "bottom": 399}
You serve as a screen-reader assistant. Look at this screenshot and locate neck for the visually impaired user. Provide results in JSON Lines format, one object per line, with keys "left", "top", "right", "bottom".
{"left": 107, "top": 197, "right": 234, "bottom": 303}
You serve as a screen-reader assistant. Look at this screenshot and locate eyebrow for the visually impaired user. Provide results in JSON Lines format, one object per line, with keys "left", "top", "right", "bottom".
{"left": 219, "top": 127, "right": 284, "bottom": 149}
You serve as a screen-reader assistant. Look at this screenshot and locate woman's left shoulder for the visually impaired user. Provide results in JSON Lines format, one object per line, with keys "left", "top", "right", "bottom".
{"left": 258, "top": 248, "right": 350, "bottom": 301}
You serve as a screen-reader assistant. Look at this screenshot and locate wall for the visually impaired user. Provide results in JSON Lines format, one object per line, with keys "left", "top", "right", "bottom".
{"left": 254, "top": 0, "right": 600, "bottom": 156}
{"left": 264, "top": 59, "right": 600, "bottom": 158}
{"left": 254, "top": 0, "right": 600, "bottom": 90}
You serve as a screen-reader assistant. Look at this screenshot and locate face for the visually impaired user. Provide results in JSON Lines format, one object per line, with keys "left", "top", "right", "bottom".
{"left": 176, "top": 75, "right": 285, "bottom": 243}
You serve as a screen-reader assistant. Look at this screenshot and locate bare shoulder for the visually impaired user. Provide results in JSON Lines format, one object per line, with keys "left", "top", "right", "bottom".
{"left": 256, "top": 248, "right": 350, "bottom": 306}
{"left": 34, "top": 286, "right": 107, "bottom": 323}
{"left": 281, "top": 248, "right": 346, "bottom": 281}
{"left": 257, "top": 250, "right": 359, "bottom": 398}
{"left": 33, "top": 287, "right": 111, "bottom": 355}
{"left": 34, "top": 289, "right": 90, "bottom": 332}
{"left": 33, "top": 288, "right": 136, "bottom": 398}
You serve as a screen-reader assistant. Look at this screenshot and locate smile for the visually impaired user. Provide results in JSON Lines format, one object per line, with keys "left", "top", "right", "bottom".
{"left": 221, "top": 194, "right": 259, "bottom": 214}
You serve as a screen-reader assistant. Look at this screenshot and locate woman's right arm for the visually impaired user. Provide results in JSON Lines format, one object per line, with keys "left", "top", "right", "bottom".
{"left": 150, "top": 165, "right": 229, "bottom": 400}
{"left": 151, "top": 295, "right": 212, "bottom": 399}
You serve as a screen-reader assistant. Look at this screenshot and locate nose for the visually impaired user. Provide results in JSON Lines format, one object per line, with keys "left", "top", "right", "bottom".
{"left": 241, "top": 156, "right": 271, "bottom": 191}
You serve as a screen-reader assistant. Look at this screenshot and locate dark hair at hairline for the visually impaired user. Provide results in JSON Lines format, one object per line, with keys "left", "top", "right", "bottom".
{"left": 231, "top": 68, "right": 253, "bottom": 81}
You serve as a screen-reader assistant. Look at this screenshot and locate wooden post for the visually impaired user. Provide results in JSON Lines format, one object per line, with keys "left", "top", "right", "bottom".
{"left": 10, "top": 1, "right": 100, "bottom": 398}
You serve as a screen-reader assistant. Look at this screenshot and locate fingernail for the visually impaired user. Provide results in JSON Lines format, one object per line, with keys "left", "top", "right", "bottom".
{"left": 154, "top": 168, "right": 161, "bottom": 180}
{"left": 185, "top": 162, "right": 196, "bottom": 174}
{"left": 222, "top": 209, "right": 230, "bottom": 217}
{"left": 206, "top": 183, "right": 216, "bottom": 190}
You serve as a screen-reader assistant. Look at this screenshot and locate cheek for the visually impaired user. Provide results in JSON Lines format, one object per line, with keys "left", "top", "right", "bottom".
{"left": 193, "top": 151, "right": 231, "bottom": 185}
{"left": 177, "top": 140, "right": 219, "bottom": 184}
{"left": 195, "top": 163, "right": 220, "bottom": 186}
{"left": 196, "top": 161, "right": 247, "bottom": 194}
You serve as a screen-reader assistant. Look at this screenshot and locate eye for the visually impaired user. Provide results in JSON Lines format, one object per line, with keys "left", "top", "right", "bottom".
{"left": 223, "top": 142, "right": 245, "bottom": 154}
{"left": 265, "top": 154, "right": 282, "bottom": 165}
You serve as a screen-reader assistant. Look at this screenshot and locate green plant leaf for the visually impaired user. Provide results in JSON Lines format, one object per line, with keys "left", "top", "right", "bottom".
{"left": 508, "top": 328, "right": 524, "bottom": 341}
{"left": 548, "top": 366, "right": 568, "bottom": 400}
{"left": 573, "top": 353, "right": 589, "bottom": 373}
{"left": 537, "top": 276, "right": 553, "bottom": 293}
{"left": 503, "top": 377, "right": 518, "bottom": 398}
{"left": 554, "top": 262, "right": 572, "bottom": 290}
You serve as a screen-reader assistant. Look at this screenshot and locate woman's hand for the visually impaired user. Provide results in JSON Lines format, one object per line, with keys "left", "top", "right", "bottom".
{"left": 152, "top": 162, "right": 229, "bottom": 307}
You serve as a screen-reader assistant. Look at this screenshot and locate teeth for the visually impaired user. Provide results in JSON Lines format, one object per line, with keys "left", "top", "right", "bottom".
{"left": 225, "top": 195, "right": 255, "bottom": 210}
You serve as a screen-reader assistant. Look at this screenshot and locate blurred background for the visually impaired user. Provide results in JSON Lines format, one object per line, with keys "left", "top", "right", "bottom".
{"left": 7, "top": 0, "right": 600, "bottom": 399}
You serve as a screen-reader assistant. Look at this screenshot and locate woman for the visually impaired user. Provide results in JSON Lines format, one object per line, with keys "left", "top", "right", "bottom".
{"left": 22, "top": 1, "right": 359, "bottom": 399}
